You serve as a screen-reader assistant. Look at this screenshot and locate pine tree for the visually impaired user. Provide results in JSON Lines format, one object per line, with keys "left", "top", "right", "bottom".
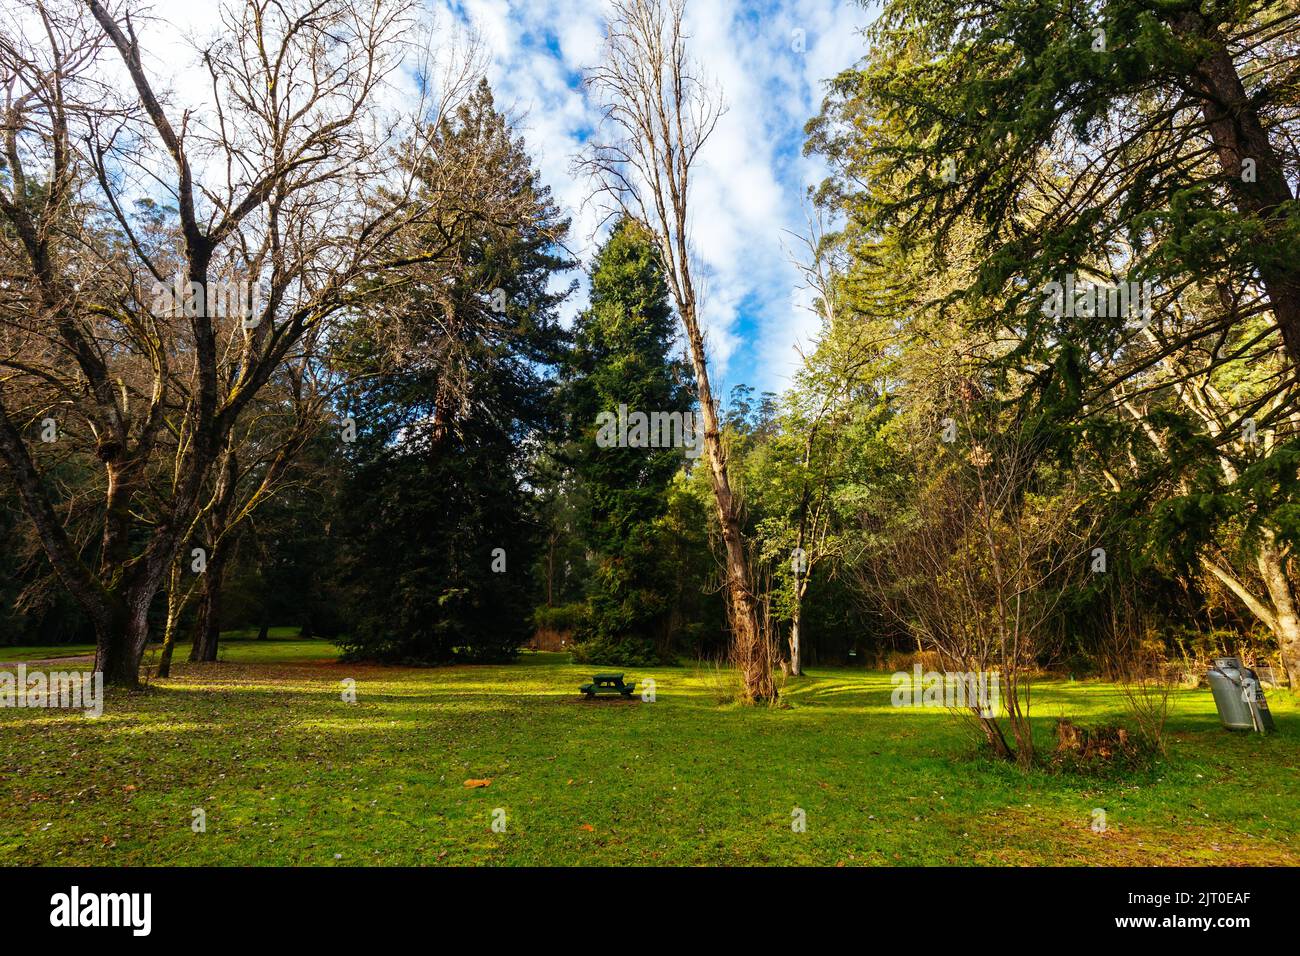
{"left": 565, "top": 218, "right": 694, "bottom": 664}
{"left": 335, "top": 81, "right": 574, "bottom": 663}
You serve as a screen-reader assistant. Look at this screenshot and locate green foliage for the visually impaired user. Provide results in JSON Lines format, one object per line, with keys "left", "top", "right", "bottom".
{"left": 808, "top": 0, "right": 1300, "bottom": 430}
{"left": 805, "top": 1, "right": 1300, "bottom": 683}
{"left": 0, "top": 466, "right": 95, "bottom": 647}
{"left": 532, "top": 602, "right": 588, "bottom": 633}
{"left": 562, "top": 218, "right": 694, "bottom": 665}
{"left": 335, "top": 81, "right": 573, "bottom": 665}
{"left": 223, "top": 429, "right": 347, "bottom": 638}
{"left": 336, "top": 440, "right": 536, "bottom": 664}
{"left": 570, "top": 633, "right": 663, "bottom": 667}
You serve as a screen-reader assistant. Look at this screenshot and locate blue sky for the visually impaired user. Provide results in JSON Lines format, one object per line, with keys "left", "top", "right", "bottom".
{"left": 435, "top": 0, "right": 877, "bottom": 397}
{"left": 102, "top": 0, "right": 876, "bottom": 398}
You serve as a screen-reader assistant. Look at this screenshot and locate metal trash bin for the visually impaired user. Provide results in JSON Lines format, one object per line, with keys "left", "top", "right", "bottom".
{"left": 1207, "top": 657, "right": 1275, "bottom": 733}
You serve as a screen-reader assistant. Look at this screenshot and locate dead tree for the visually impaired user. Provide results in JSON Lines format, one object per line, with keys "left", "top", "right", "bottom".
{"left": 579, "top": 0, "right": 776, "bottom": 701}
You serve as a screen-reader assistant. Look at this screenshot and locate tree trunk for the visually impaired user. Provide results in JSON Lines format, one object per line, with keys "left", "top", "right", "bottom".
{"left": 157, "top": 625, "right": 177, "bottom": 677}
{"left": 1176, "top": 13, "right": 1300, "bottom": 373}
{"left": 189, "top": 548, "right": 227, "bottom": 663}
{"left": 1202, "top": 539, "right": 1300, "bottom": 691}
{"left": 788, "top": 594, "right": 804, "bottom": 677}
{"left": 678, "top": 293, "right": 776, "bottom": 702}
{"left": 976, "top": 713, "right": 1014, "bottom": 761}
{"left": 787, "top": 432, "right": 818, "bottom": 680}
{"left": 0, "top": 403, "right": 140, "bottom": 687}
{"left": 157, "top": 583, "right": 180, "bottom": 678}
{"left": 256, "top": 621, "right": 270, "bottom": 641}
{"left": 546, "top": 533, "right": 556, "bottom": 607}
{"left": 1256, "top": 538, "right": 1300, "bottom": 690}
{"left": 190, "top": 588, "right": 218, "bottom": 662}
{"left": 91, "top": 579, "right": 160, "bottom": 690}
{"left": 92, "top": 600, "right": 139, "bottom": 688}
{"left": 189, "top": 450, "right": 239, "bottom": 663}
{"left": 157, "top": 558, "right": 195, "bottom": 678}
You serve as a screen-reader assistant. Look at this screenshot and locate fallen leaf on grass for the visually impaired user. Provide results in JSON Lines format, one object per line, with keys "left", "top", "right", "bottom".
{"left": 463, "top": 779, "right": 492, "bottom": 788}
{"left": 579, "top": 824, "right": 594, "bottom": 832}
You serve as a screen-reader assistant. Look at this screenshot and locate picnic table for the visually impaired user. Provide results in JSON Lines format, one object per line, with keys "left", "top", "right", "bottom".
{"left": 580, "top": 673, "right": 637, "bottom": 699}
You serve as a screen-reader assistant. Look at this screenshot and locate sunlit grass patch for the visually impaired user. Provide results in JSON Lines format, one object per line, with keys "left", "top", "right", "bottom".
{"left": 1, "top": 643, "right": 1296, "bottom": 865}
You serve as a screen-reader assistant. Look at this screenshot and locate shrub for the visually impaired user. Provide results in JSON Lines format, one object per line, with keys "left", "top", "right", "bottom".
{"left": 570, "top": 633, "right": 663, "bottom": 667}
{"left": 532, "top": 603, "right": 588, "bottom": 633}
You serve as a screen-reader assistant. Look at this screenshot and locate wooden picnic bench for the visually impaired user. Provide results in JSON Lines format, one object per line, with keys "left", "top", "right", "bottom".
{"left": 580, "top": 673, "right": 637, "bottom": 699}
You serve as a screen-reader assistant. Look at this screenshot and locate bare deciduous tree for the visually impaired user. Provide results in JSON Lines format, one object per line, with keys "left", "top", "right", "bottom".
{"left": 861, "top": 417, "right": 1094, "bottom": 766}
{"left": 578, "top": 0, "right": 776, "bottom": 701}
{"left": 0, "top": 0, "right": 478, "bottom": 685}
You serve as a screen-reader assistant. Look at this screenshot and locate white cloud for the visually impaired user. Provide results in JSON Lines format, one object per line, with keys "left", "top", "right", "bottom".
{"left": 79, "top": 0, "right": 875, "bottom": 391}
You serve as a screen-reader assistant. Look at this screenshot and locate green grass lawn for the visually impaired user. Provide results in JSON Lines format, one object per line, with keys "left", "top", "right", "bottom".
{"left": 0, "top": 644, "right": 97, "bottom": 662}
{"left": 0, "top": 626, "right": 311, "bottom": 663}
{"left": 2, "top": 641, "right": 1297, "bottom": 865}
